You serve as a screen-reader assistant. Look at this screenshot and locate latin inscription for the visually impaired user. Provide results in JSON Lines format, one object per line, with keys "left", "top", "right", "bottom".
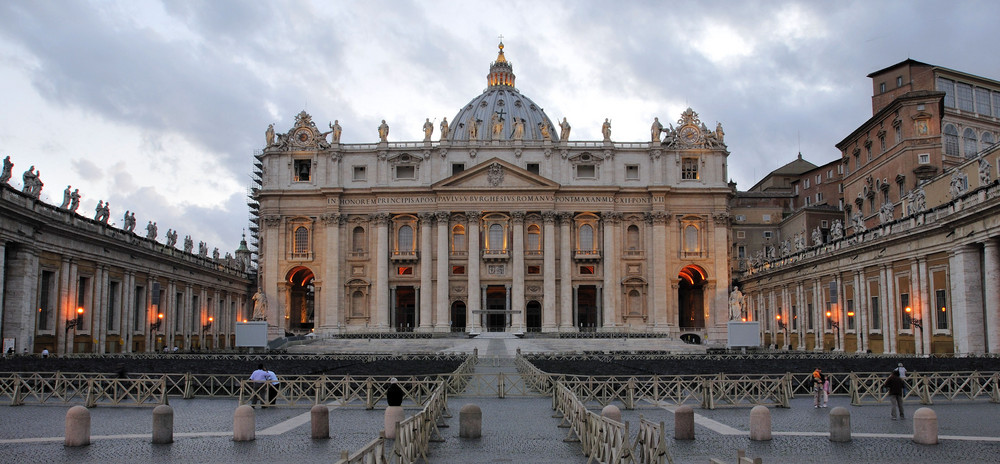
{"left": 332, "top": 194, "right": 652, "bottom": 205}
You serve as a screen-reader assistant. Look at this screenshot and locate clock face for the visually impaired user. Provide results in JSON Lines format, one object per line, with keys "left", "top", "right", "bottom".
{"left": 297, "top": 131, "right": 310, "bottom": 142}
{"left": 679, "top": 125, "right": 699, "bottom": 144}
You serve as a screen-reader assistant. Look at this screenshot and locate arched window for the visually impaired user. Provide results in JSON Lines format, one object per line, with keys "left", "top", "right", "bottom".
{"left": 983, "top": 132, "right": 995, "bottom": 149}
{"left": 943, "top": 124, "right": 959, "bottom": 156}
{"left": 452, "top": 225, "right": 466, "bottom": 252}
{"left": 397, "top": 225, "right": 414, "bottom": 251}
{"left": 579, "top": 224, "right": 594, "bottom": 250}
{"left": 488, "top": 224, "right": 504, "bottom": 251}
{"left": 684, "top": 225, "right": 699, "bottom": 252}
{"left": 626, "top": 225, "right": 640, "bottom": 250}
{"left": 294, "top": 226, "right": 309, "bottom": 254}
{"left": 963, "top": 128, "right": 978, "bottom": 158}
{"left": 527, "top": 224, "right": 541, "bottom": 251}
{"left": 352, "top": 226, "right": 366, "bottom": 252}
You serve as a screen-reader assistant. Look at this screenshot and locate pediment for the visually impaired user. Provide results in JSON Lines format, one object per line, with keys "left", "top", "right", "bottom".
{"left": 432, "top": 157, "right": 560, "bottom": 191}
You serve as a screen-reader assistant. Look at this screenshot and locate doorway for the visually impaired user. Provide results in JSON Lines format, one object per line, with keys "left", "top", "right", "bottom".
{"left": 485, "top": 285, "right": 507, "bottom": 332}
{"left": 394, "top": 286, "right": 416, "bottom": 331}
{"left": 678, "top": 265, "right": 706, "bottom": 328}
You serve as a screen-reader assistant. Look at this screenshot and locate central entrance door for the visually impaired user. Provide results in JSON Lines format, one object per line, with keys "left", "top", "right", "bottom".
{"left": 485, "top": 285, "right": 507, "bottom": 332}
{"left": 394, "top": 286, "right": 416, "bottom": 331}
{"left": 577, "top": 285, "right": 598, "bottom": 330}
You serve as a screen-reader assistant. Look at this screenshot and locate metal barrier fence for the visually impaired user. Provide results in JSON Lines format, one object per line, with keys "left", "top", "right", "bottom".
{"left": 554, "top": 382, "right": 639, "bottom": 464}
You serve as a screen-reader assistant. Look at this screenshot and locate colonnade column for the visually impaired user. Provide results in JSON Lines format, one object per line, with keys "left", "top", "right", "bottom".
{"left": 883, "top": 265, "right": 896, "bottom": 353}
{"left": 984, "top": 239, "right": 1000, "bottom": 353}
{"left": 435, "top": 212, "right": 451, "bottom": 331}
{"left": 558, "top": 212, "right": 573, "bottom": 331}
{"left": 601, "top": 213, "right": 618, "bottom": 329}
{"left": 373, "top": 213, "right": 390, "bottom": 329}
{"left": 511, "top": 211, "right": 525, "bottom": 332}
{"left": 797, "top": 282, "right": 807, "bottom": 350}
{"left": 321, "top": 213, "right": 340, "bottom": 331}
{"left": 466, "top": 212, "right": 482, "bottom": 333}
{"left": 854, "top": 270, "right": 866, "bottom": 353}
{"left": 916, "top": 258, "right": 931, "bottom": 355}
{"left": 812, "top": 278, "right": 822, "bottom": 351}
{"left": 542, "top": 212, "right": 557, "bottom": 331}
{"left": 650, "top": 212, "right": 668, "bottom": 329}
{"left": 949, "top": 245, "right": 985, "bottom": 354}
{"left": 418, "top": 212, "right": 434, "bottom": 332}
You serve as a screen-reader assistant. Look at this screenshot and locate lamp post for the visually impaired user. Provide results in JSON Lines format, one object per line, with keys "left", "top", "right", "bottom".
{"left": 66, "top": 307, "right": 84, "bottom": 353}
{"left": 151, "top": 313, "right": 164, "bottom": 351}
{"left": 826, "top": 310, "right": 840, "bottom": 351}
{"left": 905, "top": 306, "right": 922, "bottom": 355}
{"left": 775, "top": 314, "right": 788, "bottom": 349}
{"left": 202, "top": 317, "right": 214, "bottom": 351}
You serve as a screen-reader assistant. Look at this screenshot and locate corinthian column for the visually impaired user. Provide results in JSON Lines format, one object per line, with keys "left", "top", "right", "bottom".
{"left": 542, "top": 211, "right": 557, "bottom": 331}
{"left": 511, "top": 211, "right": 526, "bottom": 332}
{"left": 435, "top": 211, "right": 451, "bottom": 331}
{"left": 467, "top": 212, "right": 482, "bottom": 332}
{"left": 418, "top": 212, "right": 434, "bottom": 331}
{"left": 372, "top": 213, "right": 390, "bottom": 329}
{"left": 602, "top": 212, "right": 620, "bottom": 328}
{"left": 559, "top": 212, "right": 574, "bottom": 331}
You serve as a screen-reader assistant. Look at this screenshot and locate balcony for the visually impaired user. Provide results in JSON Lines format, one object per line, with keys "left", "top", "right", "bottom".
{"left": 390, "top": 250, "right": 419, "bottom": 263}
{"left": 524, "top": 250, "right": 544, "bottom": 257}
{"left": 574, "top": 249, "right": 602, "bottom": 262}
{"left": 349, "top": 250, "right": 369, "bottom": 260}
{"left": 623, "top": 249, "right": 644, "bottom": 259}
{"left": 481, "top": 249, "right": 510, "bottom": 262}
{"left": 288, "top": 251, "right": 313, "bottom": 261}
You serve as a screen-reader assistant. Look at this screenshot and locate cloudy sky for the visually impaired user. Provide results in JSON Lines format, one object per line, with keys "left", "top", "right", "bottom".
{"left": 1, "top": 0, "right": 997, "bottom": 255}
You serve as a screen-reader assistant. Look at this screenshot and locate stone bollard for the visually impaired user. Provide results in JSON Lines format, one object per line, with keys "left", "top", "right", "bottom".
{"left": 913, "top": 407, "right": 938, "bottom": 445}
{"left": 601, "top": 405, "right": 622, "bottom": 422}
{"left": 311, "top": 404, "right": 329, "bottom": 439}
{"left": 65, "top": 405, "right": 91, "bottom": 447}
{"left": 829, "top": 407, "right": 851, "bottom": 442}
{"left": 459, "top": 403, "right": 482, "bottom": 438}
{"left": 233, "top": 405, "right": 255, "bottom": 442}
{"left": 674, "top": 405, "right": 695, "bottom": 440}
{"left": 384, "top": 406, "right": 405, "bottom": 439}
{"left": 152, "top": 404, "right": 174, "bottom": 444}
{"left": 749, "top": 405, "right": 771, "bottom": 441}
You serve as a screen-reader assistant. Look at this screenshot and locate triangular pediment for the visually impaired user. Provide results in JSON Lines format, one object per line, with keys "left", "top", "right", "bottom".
{"left": 432, "top": 157, "right": 560, "bottom": 191}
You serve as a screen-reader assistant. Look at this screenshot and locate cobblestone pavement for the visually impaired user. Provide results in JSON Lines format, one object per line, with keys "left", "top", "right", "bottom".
{"left": 2, "top": 335, "right": 999, "bottom": 463}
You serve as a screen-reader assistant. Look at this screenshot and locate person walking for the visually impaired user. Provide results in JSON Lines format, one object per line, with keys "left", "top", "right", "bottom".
{"left": 884, "top": 370, "right": 905, "bottom": 420}
{"left": 812, "top": 368, "right": 828, "bottom": 408}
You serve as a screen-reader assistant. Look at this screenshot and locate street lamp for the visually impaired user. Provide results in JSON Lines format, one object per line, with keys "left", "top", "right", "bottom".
{"left": 202, "top": 316, "right": 214, "bottom": 332}
{"left": 776, "top": 314, "right": 789, "bottom": 350}
{"left": 150, "top": 312, "right": 164, "bottom": 331}
{"left": 905, "top": 306, "right": 923, "bottom": 330}
{"left": 65, "top": 307, "right": 84, "bottom": 332}
{"left": 826, "top": 310, "right": 840, "bottom": 350}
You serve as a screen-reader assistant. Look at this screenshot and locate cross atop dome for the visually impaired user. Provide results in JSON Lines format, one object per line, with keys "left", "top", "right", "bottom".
{"left": 488, "top": 38, "right": 514, "bottom": 87}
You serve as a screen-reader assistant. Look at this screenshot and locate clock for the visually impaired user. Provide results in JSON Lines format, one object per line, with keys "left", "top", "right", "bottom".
{"left": 679, "top": 125, "right": 699, "bottom": 145}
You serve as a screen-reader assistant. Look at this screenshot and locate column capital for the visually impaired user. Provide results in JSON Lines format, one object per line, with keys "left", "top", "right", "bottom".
{"left": 320, "top": 213, "right": 341, "bottom": 225}
{"left": 645, "top": 211, "right": 669, "bottom": 224}
{"left": 369, "top": 212, "right": 391, "bottom": 225}
{"left": 418, "top": 212, "right": 435, "bottom": 222}
{"left": 511, "top": 211, "right": 526, "bottom": 224}
{"left": 558, "top": 212, "right": 574, "bottom": 223}
{"left": 542, "top": 211, "right": 558, "bottom": 223}
{"left": 466, "top": 211, "right": 482, "bottom": 222}
{"left": 436, "top": 211, "right": 451, "bottom": 222}
{"left": 602, "top": 212, "right": 623, "bottom": 224}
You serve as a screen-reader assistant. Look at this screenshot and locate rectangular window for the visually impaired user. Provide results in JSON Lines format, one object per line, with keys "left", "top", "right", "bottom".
{"left": 870, "top": 295, "right": 881, "bottom": 330}
{"left": 879, "top": 82, "right": 886, "bottom": 93}
{"left": 526, "top": 163, "right": 539, "bottom": 175}
{"left": 807, "top": 302, "right": 814, "bottom": 330}
{"left": 625, "top": 164, "right": 639, "bottom": 180}
{"left": 763, "top": 231, "right": 772, "bottom": 239}
{"left": 896, "top": 76, "right": 903, "bottom": 87}
{"left": 397, "top": 266, "right": 413, "bottom": 275}
{"left": 395, "top": 165, "right": 415, "bottom": 180}
{"left": 804, "top": 179, "right": 810, "bottom": 189}
{"left": 38, "top": 270, "right": 55, "bottom": 331}
{"left": 579, "top": 266, "right": 595, "bottom": 275}
{"left": 817, "top": 192, "right": 824, "bottom": 202}
{"left": 794, "top": 185, "right": 799, "bottom": 195}
{"left": 975, "top": 87, "right": 991, "bottom": 115}
{"left": 735, "top": 215, "right": 746, "bottom": 222}
{"left": 956, "top": 82, "right": 974, "bottom": 112}
{"left": 352, "top": 166, "right": 367, "bottom": 181}
{"left": 107, "top": 281, "right": 119, "bottom": 332}
{"left": 900, "top": 293, "right": 911, "bottom": 329}
{"left": 293, "top": 159, "right": 311, "bottom": 182}
{"left": 866, "top": 145, "right": 872, "bottom": 161}
{"left": 846, "top": 299, "right": 855, "bottom": 330}
{"left": 895, "top": 125, "right": 902, "bottom": 143}
{"left": 816, "top": 174, "right": 821, "bottom": 184}
{"left": 994, "top": 92, "right": 1000, "bottom": 118}
{"left": 762, "top": 214, "right": 771, "bottom": 222}
{"left": 527, "top": 265, "right": 541, "bottom": 275}
{"left": 879, "top": 135, "right": 886, "bottom": 152}
{"left": 827, "top": 169, "right": 833, "bottom": 179}
{"left": 452, "top": 163, "right": 465, "bottom": 175}
{"left": 935, "top": 289, "right": 948, "bottom": 330}
{"left": 681, "top": 158, "right": 698, "bottom": 180}
{"left": 134, "top": 286, "right": 145, "bottom": 332}
{"left": 737, "top": 245, "right": 745, "bottom": 259}
{"left": 576, "top": 164, "right": 596, "bottom": 179}
{"left": 918, "top": 153, "right": 930, "bottom": 164}
{"left": 804, "top": 196, "right": 811, "bottom": 206}
{"left": 736, "top": 230, "right": 745, "bottom": 238}
{"left": 821, "top": 220, "right": 828, "bottom": 228}
{"left": 451, "top": 265, "right": 465, "bottom": 275}
{"left": 77, "top": 276, "right": 90, "bottom": 331}
{"left": 937, "top": 77, "right": 955, "bottom": 108}
{"left": 175, "top": 292, "right": 184, "bottom": 332}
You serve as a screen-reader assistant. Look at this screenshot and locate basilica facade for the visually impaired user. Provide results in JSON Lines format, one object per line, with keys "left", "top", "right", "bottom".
{"left": 254, "top": 43, "right": 733, "bottom": 344}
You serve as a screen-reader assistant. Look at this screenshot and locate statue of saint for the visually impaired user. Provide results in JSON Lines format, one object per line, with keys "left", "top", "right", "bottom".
{"left": 439, "top": 117, "right": 449, "bottom": 140}
{"left": 265, "top": 123, "right": 274, "bottom": 147}
{"left": 60, "top": 186, "right": 72, "bottom": 209}
{"left": 601, "top": 118, "right": 612, "bottom": 141}
{"left": 729, "top": 286, "right": 745, "bottom": 321}
{"left": 491, "top": 113, "right": 504, "bottom": 139}
{"left": 512, "top": 118, "right": 525, "bottom": 141}
{"left": 0, "top": 156, "right": 13, "bottom": 184}
{"left": 378, "top": 120, "right": 389, "bottom": 142}
{"left": 330, "top": 120, "right": 342, "bottom": 143}
{"left": 184, "top": 235, "right": 194, "bottom": 253}
{"left": 166, "top": 229, "right": 177, "bottom": 247}
{"left": 252, "top": 289, "right": 268, "bottom": 321}
{"left": 21, "top": 166, "right": 36, "bottom": 195}
{"left": 95, "top": 200, "right": 104, "bottom": 220}
{"left": 467, "top": 116, "right": 479, "bottom": 140}
{"left": 146, "top": 221, "right": 157, "bottom": 239}
{"left": 423, "top": 118, "right": 433, "bottom": 141}
{"left": 559, "top": 117, "right": 571, "bottom": 142}
{"left": 715, "top": 122, "right": 725, "bottom": 143}
{"left": 651, "top": 117, "right": 663, "bottom": 142}
{"left": 539, "top": 122, "right": 551, "bottom": 141}
{"left": 69, "top": 189, "right": 80, "bottom": 212}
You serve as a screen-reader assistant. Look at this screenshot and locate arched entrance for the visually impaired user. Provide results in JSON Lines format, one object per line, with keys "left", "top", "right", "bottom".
{"left": 678, "top": 265, "right": 706, "bottom": 329}
{"left": 286, "top": 267, "right": 315, "bottom": 333}
{"left": 451, "top": 301, "right": 466, "bottom": 332}
{"left": 525, "top": 301, "right": 541, "bottom": 332}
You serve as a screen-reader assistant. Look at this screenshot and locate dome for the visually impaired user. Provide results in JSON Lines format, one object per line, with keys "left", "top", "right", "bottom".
{"left": 447, "top": 42, "right": 555, "bottom": 142}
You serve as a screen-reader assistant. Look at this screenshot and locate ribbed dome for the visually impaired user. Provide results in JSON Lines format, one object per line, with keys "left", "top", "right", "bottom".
{"left": 447, "top": 42, "right": 555, "bottom": 142}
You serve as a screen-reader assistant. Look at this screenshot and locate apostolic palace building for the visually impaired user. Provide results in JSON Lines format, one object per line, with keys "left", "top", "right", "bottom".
{"left": 252, "top": 42, "right": 734, "bottom": 343}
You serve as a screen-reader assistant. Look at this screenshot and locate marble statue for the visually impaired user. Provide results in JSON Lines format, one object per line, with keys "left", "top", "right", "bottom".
{"left": 715, "top": 122, "right": 725, "bottom": 143}
{"left": 252, "top": 289, "right": 268, "bottom": 321}
{"left": 423, "top": 118, "right": 433, "bottom": 141}
{"left": 265, "top": 124, "right": 274, "bottom": 147}
{"left": 830, "top": 220, "right": 844, "bottom": 241}
{"left": 559, "top": 117, "right": 571, "bottom": 142}
{"left": 145, "top": 221, "right": 157, "bottom": 239}
{"left": 601, "top": 118, "right": 612, "bottom": 141}
{"left": 183, "top": 235, "right": 193, "bottom": 253}
{"left": 166, "top": 229, "right": 178, "bottom": 247}
{"left": 212, "top": 248, "right": 220, "bottom": 260}
{"left": 980, "top": 157, "right": 992, "bottom": 186}
{"left": 812, "top": 227, "right": 823, "bottom": 246}
{"left": 539, "top": 122, "right": 551, "bottom": 141}
{"left": 491, "top": 113, "right": 504, "bottom": 140}
{"left": 879, "top": 202, "right": 894, "bottom": 224}
{"left": 651, "top": 117, "right": 663, "bottom": 142}
{"left": 513, "top": 118, "right": 525, "bottom": 141}
{"left": 851, "top": 212, "right": 867, "bottom": 235}
{"left": 330, "top": 120, "right": 342, "bottom": 143}
{"left": 69, "top": 189, "right": 80, "bottom": 212}
{"left": 123, "top": 211, "right": 136, "bottom": 233}
{"left": 378, "top": 119, "right": 389, "bottom": 142}
{"left": 729, "top": 286, "right": 744, "bottom": 321}
{"left": 439, "top": 117, "right": 449, "bottom": 140}
{"left": 22, "top": 166, "right": 42, "bottom": 197}
{"left": 198, "top": 241, "right": 208, "bottom": 257}
{"left": 0, "top": 156, "right": 12, "bottom": 184}
{"left": 60, "top": 186, "right": 72, "bottom": 209}
{"left": 95, "top": 200, "right": 104, "bottom": 221}
{"left": 467, "top": 116, "right": 479, "bottom": 140}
